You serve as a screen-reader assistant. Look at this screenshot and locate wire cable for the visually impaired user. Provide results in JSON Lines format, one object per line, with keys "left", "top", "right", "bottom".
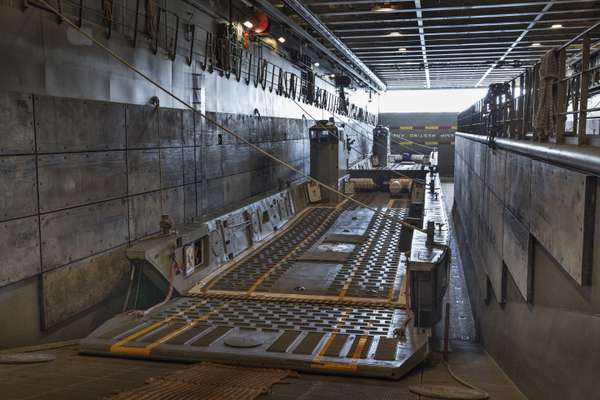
{"left": 37, "top": 1, "right": 425, "bottom": 234}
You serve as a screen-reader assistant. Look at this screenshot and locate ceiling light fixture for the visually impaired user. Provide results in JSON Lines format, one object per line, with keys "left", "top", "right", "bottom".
{"left": 372, "top": 2, "right": 397, "bottom": 12}
{"left": 386, "top": 31, "right": 403, "bottom": 37}
{"left": 277, "top": 36, "right": 286, "bottom": 43}
{"left": 551, "top": 23, "right": 563, "bottom": 29}
{"left": 314, "top": 62, "right": 320, "bottom": 67}
{"left": 531, "top": 42, "right": 541, "bottom": 47}
{"left": 398, "top": 47, "right": 407, "bottom": 52}
{"left": 243, "top": 20, "right": 254, "bottom": 29}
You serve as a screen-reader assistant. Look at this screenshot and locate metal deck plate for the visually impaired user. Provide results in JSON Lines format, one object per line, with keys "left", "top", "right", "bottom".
{"left": 202, "top": 204, "right": 408, "bottom": 303}
{"left": 81, "top": 297, "right": 428, "bottom": 379}
{"left": 81, "top": 191, "right": 431, "bottom": 379}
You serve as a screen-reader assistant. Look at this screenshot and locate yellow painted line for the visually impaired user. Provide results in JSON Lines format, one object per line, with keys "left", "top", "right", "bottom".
{"left": 338, "top": 209, "right": 381, "bottom": 299}
{"left": 247, "top": 201, "right": 348, "bottom": 294}
{"left": 399, "top": 126, "right": 413, "bottom": 130}
{"left": 144, "top": 303, "right": 228, "bottom": 353}
{"left": 111, "top": 303, "right": 229, "bottom": 357}
{"left": 424, "top": 141, "right": 439, "bottom": 145}
{"left": 311, "top": 308, "right": 351, "bottom": 366}
{"left": 311, "top": 335, "right": 368, "bottom": 372}
{"left": 425, "top": 125, "right": 439, "bottom": 130}
{"left": 200, "top": 207, "right": 313, "bottom": 293}
{"left": 110, "top": 302, "right": 201, "bottom": 354}
{"left": 109, "top": 321, "right": 168, "bottom": 354}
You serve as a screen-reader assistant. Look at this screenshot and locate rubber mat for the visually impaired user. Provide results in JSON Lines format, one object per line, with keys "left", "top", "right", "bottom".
{"left": 106, "top": 362, "right": 296, "bottom": 400}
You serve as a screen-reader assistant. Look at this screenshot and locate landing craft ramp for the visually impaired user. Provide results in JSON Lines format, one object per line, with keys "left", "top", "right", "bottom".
{"left": 80, "top": 172, "right": 449, "bottom": 379}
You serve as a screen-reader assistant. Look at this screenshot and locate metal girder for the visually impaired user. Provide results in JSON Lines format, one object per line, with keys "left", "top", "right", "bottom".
{"left": 253, "top": 0, "right": 386, "bottom": 92}
{"left": 306, "top": 0, "right": 599, "bottom": 15}
{"left": 476, "top": 1, "right": 555, "bottom": 86}
{"left": 323, "top": 9, "right": 600, "bottom": 26}
{"left": 337, "top": 25, "right": 589, "bottom": 38}
{"left": 294, "top": 0, "right": 600, "bottom": 88}
{"left": 333, "top": 18, "right": 597, "bottom": 33}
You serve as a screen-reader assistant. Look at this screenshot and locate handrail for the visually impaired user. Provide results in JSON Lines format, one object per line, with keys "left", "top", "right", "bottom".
{"left": 456, "top": 131, "right": 600, "bottom": 175}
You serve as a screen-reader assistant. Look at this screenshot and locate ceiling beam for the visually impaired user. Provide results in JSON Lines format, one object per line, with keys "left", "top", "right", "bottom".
{"left": 323, "top": 9, "right": 600, "bottom": 25}
{"left": 312, "top": 0, "right": 600, "bottom": 17}
{"left": 476, "top": 1, "right": 555, "bottom": 86}
{"left": 413, "top": 0, "right": 430, "bottom": 88}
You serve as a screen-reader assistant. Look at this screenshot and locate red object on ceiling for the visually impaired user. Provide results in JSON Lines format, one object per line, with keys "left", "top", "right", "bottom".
{"left": 252, "top": 12, "right": 269, "bottom": 34}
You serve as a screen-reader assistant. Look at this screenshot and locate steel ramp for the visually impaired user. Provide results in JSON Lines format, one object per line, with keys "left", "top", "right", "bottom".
{"left": 80, "top": 297, "right": 429, "bottom": 379}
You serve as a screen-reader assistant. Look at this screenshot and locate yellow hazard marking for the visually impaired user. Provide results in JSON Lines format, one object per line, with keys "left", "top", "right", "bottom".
{"left": 311, "top": 309, "right": 351, "bottom": 365}
{"left": 247, "top": 201, "right": 348, "bottom": 294}
{"left": 310, "top": 335, "right": 369, "bottom": 372}
{"left": 399, "top": 126, "right": 413, "bottom": 130}
{"left": 110, "top": 303, "right": 228, "bottom": 356}
{"left": 424, "top": 141, "right": 439, "bottom": 145}
{"left": 109, "top": 302, "right": 201, "bottom": 355}
{"left": 425, "top": 125, "right": 439, "bottom": 130}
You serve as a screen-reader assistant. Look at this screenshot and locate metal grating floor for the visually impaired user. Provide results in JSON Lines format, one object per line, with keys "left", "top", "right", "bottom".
{"left": 202, "top": 203, "right": 408, "bottom": 304}
{"left": 82, "top": 297, "right": 428, "bottom": 379}
{"left": 81, "top": 194, "right": 429, "bottom": 379}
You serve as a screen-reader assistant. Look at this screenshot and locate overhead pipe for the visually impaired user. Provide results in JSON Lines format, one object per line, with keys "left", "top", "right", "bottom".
{"left": 456, "top": 131, "right": 600, "bottom": 176}
{"left": 253, "top": 0, "right": 386, "bottom": 92}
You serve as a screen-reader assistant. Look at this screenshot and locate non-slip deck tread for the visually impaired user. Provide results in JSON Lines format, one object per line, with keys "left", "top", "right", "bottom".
{"left": 347, "top": 335, "right": 373, "bottom": 359}
{"left": 293, "top": 332, "right": 325, "bottom": 355}
{"left": 166, "top": 325, "right": 211, "bottom": 345}
{"left": 191, "top": 326, "right": 232, "bottom": 347}
{"left": 267, "top": 330, "right": 301, "bottom": 353}
{"left": 323, "top": 334, "right": 349, "bottom": 357}
{"left": 374, "top": 337, "right": 399, "bottom": 361}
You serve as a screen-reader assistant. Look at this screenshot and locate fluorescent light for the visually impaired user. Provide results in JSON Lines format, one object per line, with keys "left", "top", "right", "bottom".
{"left": 314, "top": 62, "right": 320, "bottom": 67}
{"left": 531, "top": 42, "right": 541, "bottom": 47}
{"left": 277, "top": 36, "right": 286, "bottom": 43}
{"left": 243, "top": 20, "right": 253, "bottom": 29}
{"left": 329, "top": 74, "right": 336, "bottom": 78}
{"left": 386, "top": 31, "right": 402, "bottom": 37}
{"left": 373, "top": 3, "right": 397, "bottom": 12}
{"left": 398, "top": 48, "right": 407, "bottom": 52}
{"left": 551, "top": 23, "right": 563, "bottom": 29}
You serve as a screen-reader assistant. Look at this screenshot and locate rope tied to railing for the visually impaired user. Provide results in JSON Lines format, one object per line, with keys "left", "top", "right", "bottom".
{"left": 534, "top": 49, "right": 560, "bottom": 141}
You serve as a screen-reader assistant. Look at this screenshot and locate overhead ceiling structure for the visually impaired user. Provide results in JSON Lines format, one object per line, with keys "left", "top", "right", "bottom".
{"left": 266, "top": 0, "right": 600, "bottom": 89}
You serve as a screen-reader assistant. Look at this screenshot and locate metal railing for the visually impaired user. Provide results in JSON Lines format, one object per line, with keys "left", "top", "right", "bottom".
{"left": 458, "top": 21, "right": 600, "bottom": 145}
{"left": 19, "top": 0, "right": 377, "bottom": 126}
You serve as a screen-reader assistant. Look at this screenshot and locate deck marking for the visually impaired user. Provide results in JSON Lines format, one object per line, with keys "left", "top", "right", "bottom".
{"left": 110, "top": 301, "right": 226, "bottom": 356}
{"left": 311, "top": 335, "right": 369, "bottom": 372}
{"left": 337, "top": 208, "right": 383, "bottom": 299}
{"left": 109, "top": 302, "right": 201, "bottom": 354}
{"left": 310, "top": 308, "right": 351, "bottom": 365}
{"left": 246, "top": 200, "right": 348, "bottom": 294}
{"left": 200, "top": 207, "right": 313, "bottom": 292}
